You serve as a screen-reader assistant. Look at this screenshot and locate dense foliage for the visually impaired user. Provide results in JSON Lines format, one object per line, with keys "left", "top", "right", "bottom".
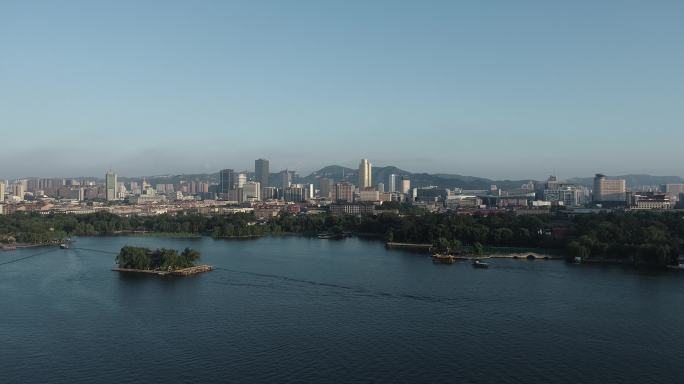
{"left": 1, "top": 210, "right": 682, "bottom": 266}
{"left": 116, "top": 246, "right": 200, "bottom": 271}
{"left": 566, "top": 212, "right": 684, "bottom": 266}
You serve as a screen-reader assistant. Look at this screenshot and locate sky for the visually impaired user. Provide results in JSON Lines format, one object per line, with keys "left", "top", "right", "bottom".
{"left": 1, "top": 0, "right": 683, "bottom": 180}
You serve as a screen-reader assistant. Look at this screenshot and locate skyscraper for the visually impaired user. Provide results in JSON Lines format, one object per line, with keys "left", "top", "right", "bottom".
{"left": 105, "top": 171, "right": 117, "bottom": 201}
{"left": 219, "top": 169, "right": 235, "bottom": 195}
{"left": 400, "top": 176, "right": 411, "bottom": 194}
{"left": 0, "top": 182, "right": 4, "bottom": 202}
{"left": 255, "top": 158, "right": 269, "bottom": 188}
{"left": 359, "top": 159, "right": 372, "bottom": 189}
{"left": 237, "top": 173, "right": 247, "bottom": 188}
{"left": 280, "top": 170, "right": 291, "bottom": 190}
{"left": 319, "top": 178, "right": 334, "bottom": 199}
{"left": 388, "top": 174, "right": 398, "bottom": 193}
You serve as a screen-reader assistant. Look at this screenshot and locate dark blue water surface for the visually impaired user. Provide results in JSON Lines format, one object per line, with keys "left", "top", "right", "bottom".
{"left": 1, "top": 236, "right": 683, "bottom": 383}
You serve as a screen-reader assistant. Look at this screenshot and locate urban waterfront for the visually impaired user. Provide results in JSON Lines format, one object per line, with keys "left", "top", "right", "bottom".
{"left": 1, "top": 236, "right": 682, "bottom": 383}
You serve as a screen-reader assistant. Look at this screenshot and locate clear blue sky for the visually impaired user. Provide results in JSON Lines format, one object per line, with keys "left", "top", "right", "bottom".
{"left": 1, "top": 0, "right": 682, "bottom": 179}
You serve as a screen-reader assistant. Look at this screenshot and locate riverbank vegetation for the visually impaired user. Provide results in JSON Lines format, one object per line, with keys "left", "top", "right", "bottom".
{"left": 116, "top": 246, "right": 200, "bottom": 271}
{"left": 1, "top": 210, "right": 682, "bottom": 266}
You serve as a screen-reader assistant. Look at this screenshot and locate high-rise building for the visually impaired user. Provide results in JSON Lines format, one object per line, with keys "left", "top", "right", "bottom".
{"left": 242, "top": 181, "right": 261, "bottom": 202}
{"left": 27, "top": 178, "right": 39, "bottom": 193}
{"left": 280, "top": 170, "right": 291, "bottom": 190}
{"left": 377, "top": 183, "right": 385, "bottom": 193}
{"left": 105, "top": 171, "right": 118, "bottom": 201}
{"left": 319, "top": 178, "right": 334, "bottom": 199}
{"left": 541, "top": 175, "right": 587, "bottom": 207}
{"left": 358, "top": 159, "right": 372, "bottom": 189}
{"left": 593, "top": 174, "right": 626, "bottom": 202}
{"left": 237, "top": 173, "right": 247, "bottom": 189}
{"left": 284, "top": 184, "right": 306, "bottom": 202}
{"left": 219, "top": 169, "right": 235, "bottom": 195}
{"left": 545, "top": 175, "right": 560, "bottom": 190}
{"left": 0, "top": 182, "right": 5, "bottom": 202}
{"left": 262, "top": 187, "right": 278, "bottom": 200}
{"left": 663, "top": 184, "right": 684, "bottom": 194}
{"left": 400, "top": 176, "right": 411, "bottom": 194}
{"left": 334, "top": 182, "right": 355, "bottom": 202}
{"left": 255, "top": 159, "right": 269, "bottom": 188}
{"left": 388, "top": 174, "right": 399, "bottom": 193}
{"left": 12, "top": 183, "right": 26, "bottom": 200}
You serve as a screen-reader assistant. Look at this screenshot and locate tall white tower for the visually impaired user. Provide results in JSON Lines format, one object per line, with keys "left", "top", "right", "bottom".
{"left": 358, "top": 159, "right": 372, "bottom": 189}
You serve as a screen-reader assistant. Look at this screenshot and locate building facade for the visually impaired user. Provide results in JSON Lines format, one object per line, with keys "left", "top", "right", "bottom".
{"left": 219, "top": 169, "right": 235, "bottom": 196}
{"left": 319, "top": 178, "right": 334, "bottom": 199}
{"left": 280, "top": 170, "right": 291, "bottom": 190}
{"left": 400, "top": 176, "right": 411, "bottom": 194}
{"left": 105, "top": 172, "right": 117, "bottom": 201}
{"left": 242, "top": 181, "right": 261, "bottom": 202}
{"left": 329, "top": 203, "right": 376, "bottom": 216}
{"left": 388, "top": 174, "right": 398, "bottom": 193}
{"left": 593, "top": 174, "right": 626, "bottom": 203}
{"left": 255, "top": 158, "right": 269, "bottom": 188}
{"left": 358, "top": 159, "right": 372, "bottom": 189}
{"left": 334, "top": 182, "right": 355, "bottom": 202}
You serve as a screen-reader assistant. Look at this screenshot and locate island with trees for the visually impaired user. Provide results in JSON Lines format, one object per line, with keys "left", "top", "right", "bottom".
{"left": 114, "top": 246, "right": 212, "bottom": 276}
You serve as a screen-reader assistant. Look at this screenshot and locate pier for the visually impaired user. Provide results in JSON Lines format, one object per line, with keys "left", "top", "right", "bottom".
{"left": 385, "top": 242, "right": 433, "bottom": 253}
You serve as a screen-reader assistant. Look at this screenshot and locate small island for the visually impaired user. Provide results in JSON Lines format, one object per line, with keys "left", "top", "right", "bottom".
{"left": 114, "top": 246, "right": 212, "bottom": 276}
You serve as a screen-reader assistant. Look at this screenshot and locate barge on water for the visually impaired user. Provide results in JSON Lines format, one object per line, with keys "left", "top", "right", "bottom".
{"left": 432, "top": 254, "right": 456, "bottom": 264}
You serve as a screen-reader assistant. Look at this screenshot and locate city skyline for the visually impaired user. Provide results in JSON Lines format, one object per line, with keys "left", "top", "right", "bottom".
{"left": 2, "top": 1, "right": 683, "bottom": 179}
{"left": 3, "top": 160, "right": 681, "bottom": 210}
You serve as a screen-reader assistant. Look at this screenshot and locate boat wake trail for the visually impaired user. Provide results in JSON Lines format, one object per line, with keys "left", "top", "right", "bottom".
{"left": 0, "top": 249, "right": 60, "bottom": 267}
{"left": 213, "top": 267, "right": 460, "bottom": 307}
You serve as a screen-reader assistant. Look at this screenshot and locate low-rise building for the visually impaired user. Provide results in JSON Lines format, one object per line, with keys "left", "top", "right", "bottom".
{"left": 630, "top": 192, "right": 673, "bottom": 210}
{"left": 329, "top": 203, "right": 376, "bottom": 216}
{"left": 358, "top": 189, "right": 380, "bottom": 202}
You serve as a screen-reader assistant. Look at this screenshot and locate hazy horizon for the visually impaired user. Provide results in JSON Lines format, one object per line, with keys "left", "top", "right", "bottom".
{"left": 2, "top": 159, "right": 683, "bottom": 183}
{"left": 2, "top": 1, "right": 682, "bottom": 180}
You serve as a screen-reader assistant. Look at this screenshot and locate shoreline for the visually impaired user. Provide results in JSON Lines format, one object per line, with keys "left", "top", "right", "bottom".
{"left": 5, "top": 234, "right": 678, "bottom": 270}
{"left": 1, "top": 242, "right": 62, "bottom": 251}
{"left": 113, "top": 264, "right": 213, "bottom": 277}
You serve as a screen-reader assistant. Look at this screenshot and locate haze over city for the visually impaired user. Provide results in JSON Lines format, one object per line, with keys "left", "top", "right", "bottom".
{"left": 2, "top": 0, "right": 683, "bottom": 179}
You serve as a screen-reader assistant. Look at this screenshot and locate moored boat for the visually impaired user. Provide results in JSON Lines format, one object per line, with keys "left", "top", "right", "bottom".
{"left": 432, "top": 254, "right": 456, "bottom": 264}
{"left": 472, "top": 260, "right": 489, "bottom": 269}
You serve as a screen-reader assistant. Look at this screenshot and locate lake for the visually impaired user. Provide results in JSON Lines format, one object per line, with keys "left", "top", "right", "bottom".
{"left": 1, "top": 236, "right": 682, "bottom": 383}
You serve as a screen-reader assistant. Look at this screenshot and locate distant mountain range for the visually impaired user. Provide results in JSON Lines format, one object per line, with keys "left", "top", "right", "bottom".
{"left": 305, "top": 168, "right": 684, "bottom": 190}
{"left": 116, "top": 167, "right": 684, "bottom": 191}
{"left": 567, "top": 175, "right": 684, "bottom": 188}
{"left": 300, "top": 165, "right": 524, "bottom": 190}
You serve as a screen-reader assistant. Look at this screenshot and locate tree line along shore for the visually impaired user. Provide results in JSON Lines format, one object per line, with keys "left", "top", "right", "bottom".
{"left": 1, "top": 210, "right": 682, "bottom": 267}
